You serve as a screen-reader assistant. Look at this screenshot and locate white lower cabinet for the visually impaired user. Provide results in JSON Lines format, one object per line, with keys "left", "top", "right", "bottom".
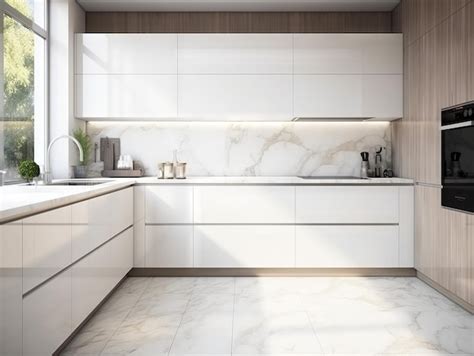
{"left": 72, "top": 227, "right": 133, "bottom": 329}
{"left": 145, "top": 225, "right": 193, "bottom": 267}
{"left": 296, "top": 186, "right": 399, "bottom": 224}
{"left": 295, "top": 225, "right": 399, "bottom": 267}
{"left": 0, "top": 222, "right": 23, "bottom": 356}
{"left": 194, "top": 225, "right": 295, "bottom": 268}
{"left": 23, "top": 270, "right": 72, "bottom": 356}
{"left": 22, "top": 206, "right": 72, "bottom": 294}
{"left": 71, "top": 187, "right": 133, "bottom": 262}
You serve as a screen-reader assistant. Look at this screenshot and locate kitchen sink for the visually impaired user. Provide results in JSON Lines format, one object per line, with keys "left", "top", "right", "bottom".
{"left": 51, "top": 180, "right": 113, "bottom": 186}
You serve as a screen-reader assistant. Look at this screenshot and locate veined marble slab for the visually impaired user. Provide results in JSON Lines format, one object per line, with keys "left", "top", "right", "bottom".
{"left": 88, "top": 121, "right": 392, "bottom": 177}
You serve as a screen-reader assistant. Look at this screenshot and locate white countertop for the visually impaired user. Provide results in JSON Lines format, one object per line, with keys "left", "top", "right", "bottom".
{"left": 136, "top": 176, "right": 414, "bottom": 185}
{"left": 0, "top": 176, "right": 413, "bottom": 224}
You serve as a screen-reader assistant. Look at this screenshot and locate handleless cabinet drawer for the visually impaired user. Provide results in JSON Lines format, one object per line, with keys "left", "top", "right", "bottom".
{"left": 23, "top": 206, "right": 72, "bottom": 293}
{"left": 145, "top": 225, "right": 193, "bottom": 267}
{"left": 23, "top": 270, "right": 72, "bottom": 356}
{"left": 0, "top": 222, "right": 23, "bottom": 356}
{"left": 296, "top": 186, "right": 399, "bottom": 224}
{"left": 71, "top": 188, "right": 133, "bottom": 262}
{"left": 296, "top": 225, "right": 399, "bottom": 267}
{"left": 194, "top": 186, "right": 295, "bottom": 223}
{"left": 146, "top": 186, "right": 193, "bottom": 224}
{"left": 194, "top": 225, "right": 295, "bottom": 268}
{"left": 71, "top": 227, "right": 133, "bottom": 329}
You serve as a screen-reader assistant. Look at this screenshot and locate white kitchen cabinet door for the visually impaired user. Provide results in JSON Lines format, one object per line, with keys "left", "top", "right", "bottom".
{"left": 145, "top": 186, "right": 193, "bottom": 224}
{"left": 178, "top": 34, "right": 293, "bottom": 74}
{"left": 296, "top": 186, "right": 399, "bottom": 224}
{"left": 23, "top": 206, "right": 72, "bottom": 293}
{"left": 361, "top": 74, "right": 403, "bottom": 118}
{"left": 72, "top": 227, "right": 133, "bottom": 329}
{"left": 134, "top": 185, "right": 146, "bottom": 223}
{"left": 294, "top": 74, "right": 402, "bottom": 119}
{"left": 178, "top": 75, "right": 293, "bottom": 121}
{"left": 194, "top": 225, "right": 295, "bottom": 268}
{"left": 0, "top": 222, "right": 22, "bottom": 356}
{"left": 76, "top": 74, "right": 178, "bottom": 119}
{"left": 76, "top": 34, "right": 178, "bottom": 74}
{"left": 71, "top": 188, "right": 133, "bottom": 262}
{"left": 295, "top": 225, "right": 399, "bottom": 267}
{"left": 294, "top": 74, "right": 363, "bottom": 118}
{"left": 145, "top": 225, "right": 193, "bottom": 267}
{"left": 293, "top": 34, "right": 402, "bottom": 74}
{"left": 23, "top": 270, "right": 72, "bottom": 356}
{"left": 399, "top": 186, "right": 414, "bottom": 267}
{"left": 194, "top": 186, "right": 295, "bottom": 223}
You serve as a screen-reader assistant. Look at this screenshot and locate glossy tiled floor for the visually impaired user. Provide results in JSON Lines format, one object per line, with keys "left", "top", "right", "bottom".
{"left": 62, "top": 277, "right": 474, "bottom": 356}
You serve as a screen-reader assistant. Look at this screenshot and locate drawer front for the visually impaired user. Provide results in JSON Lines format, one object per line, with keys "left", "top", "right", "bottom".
{"left": 23, "top": 206, "right": 72, "bottom": 293}
{"left": 194, "top": 186, "right": 295, "bottom": 223}
{"left": 23, "top": 270, "right": 72, "bottom": 356}
{"left": 296, "top": 225, "right": 399, "bottom": 267}
{"left": 194, "top": 225, "right": 295, "bottom": 268}
{"left": 145, "top": 225, "right": 193, "bottom": 267}
{"left": 72, "top": 227, "right": 133, "bottom": 329}
{"left": 0, "top": 222, "right": 23, "bottom": 356}
{"left": 296, "top": 186, "right": 399, "bottom": 223}
{"left": 146, "top": 186, "right": 193, "bottom": 224}
{"left": 71, "top": 188, "right": 133, "bottom": 262}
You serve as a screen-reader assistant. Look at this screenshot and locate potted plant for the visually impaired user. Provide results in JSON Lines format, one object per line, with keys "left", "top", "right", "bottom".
{"left": 18, "top": 160, "right": 40, "bottom": 184}
{"left": 72, "top": 128, "right": 92, "bottom": 178}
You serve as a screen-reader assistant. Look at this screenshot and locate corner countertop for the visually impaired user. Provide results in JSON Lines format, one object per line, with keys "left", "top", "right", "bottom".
{"left": 0, "top": 176, "right": 414, "bottom": 224}
{"left": 0, "top": 179, "right": 135, "bottom": 224}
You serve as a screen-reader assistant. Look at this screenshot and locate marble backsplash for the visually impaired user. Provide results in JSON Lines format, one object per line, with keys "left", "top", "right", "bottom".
{"left": 87, "top": 122, "right": 392, "bottom": 177}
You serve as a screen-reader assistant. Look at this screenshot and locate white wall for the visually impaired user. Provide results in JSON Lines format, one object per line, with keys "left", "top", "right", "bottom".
{"left": 49, "top": 0, "right": 85, "bottom": 178}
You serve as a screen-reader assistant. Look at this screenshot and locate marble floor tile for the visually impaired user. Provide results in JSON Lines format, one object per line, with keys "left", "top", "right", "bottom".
{"left": 232, "top": 310, "right": 323, "bottom": 354}
{"left": 169, "top": 294, "right": 234, "bottom": 354}
{"left": 193, "top": 277, "right": 235, "bottom": 295}
{"left": 61, "top": 277, "right": 473, "bottom": 356}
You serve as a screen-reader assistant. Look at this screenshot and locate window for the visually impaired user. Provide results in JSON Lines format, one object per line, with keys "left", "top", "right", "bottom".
{"left": 0, "top": 0, "right": 47, "bottom": 182}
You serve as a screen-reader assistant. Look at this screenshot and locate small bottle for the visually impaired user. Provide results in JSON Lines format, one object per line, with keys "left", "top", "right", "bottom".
{"left": 360, "top": 152, "right": 369, "bottom": 178}
{"left": 374, "top": 147, "right": 384, "bottom": 178}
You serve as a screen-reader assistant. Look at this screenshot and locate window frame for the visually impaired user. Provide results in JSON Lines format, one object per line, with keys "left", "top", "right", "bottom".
{"left": 0, "top": 0, "right": 48, "bottom": 184}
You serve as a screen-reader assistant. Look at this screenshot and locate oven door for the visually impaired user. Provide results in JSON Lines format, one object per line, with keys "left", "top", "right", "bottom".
{"left": 442, "top": 123, "right": 474, "bottom": 212}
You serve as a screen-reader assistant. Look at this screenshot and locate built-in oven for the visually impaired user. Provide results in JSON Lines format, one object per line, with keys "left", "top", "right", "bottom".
{"left": 441, "top": 100, "right": 474, "bottom": 213}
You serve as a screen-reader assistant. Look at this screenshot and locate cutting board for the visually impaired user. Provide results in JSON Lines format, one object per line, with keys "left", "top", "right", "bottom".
{"left": 100, "top": 138, "right": 121, "bottom": 171}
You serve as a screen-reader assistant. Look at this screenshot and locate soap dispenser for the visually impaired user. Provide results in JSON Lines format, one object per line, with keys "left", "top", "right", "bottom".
{"left": 374, "top": 147, "right": 384, "bottom": 178}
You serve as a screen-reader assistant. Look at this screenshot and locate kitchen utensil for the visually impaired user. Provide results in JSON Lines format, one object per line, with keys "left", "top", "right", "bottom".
{"left": 360, "top": 152, "right": 369, "bottom": 178}
{"left": 174, "top": 162, "right": 187, "bottom": 179}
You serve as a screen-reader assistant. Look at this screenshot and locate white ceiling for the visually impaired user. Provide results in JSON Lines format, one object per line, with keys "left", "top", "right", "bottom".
{"left": 77, "top": 0, "right": 400, "bottom": 12}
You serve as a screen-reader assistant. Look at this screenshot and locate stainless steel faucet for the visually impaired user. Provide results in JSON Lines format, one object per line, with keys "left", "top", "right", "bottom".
{"left": 43, "top": 135, "right": 84, "bottom": 185}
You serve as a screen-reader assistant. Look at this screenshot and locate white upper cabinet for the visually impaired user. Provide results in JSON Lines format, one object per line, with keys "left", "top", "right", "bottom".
{"left": 178, "top": 34, "right": 293, "bottom": 74}
{"left": 294, "top": 74, "right": 403, "bottom": 118}
{"left": 178, "top": 74, "right": 293, "bottom": 121}
{"left": 293, "top": 34, "right": 403, "bottom": 74}
{"left": 76, "top": 74, "right": 178, "bottom": 119}
{"left": 75, "top": 33, "right": 403, "bottom": 121}
{"left": 76, "top": 34, "right": 178, "bottom": 74}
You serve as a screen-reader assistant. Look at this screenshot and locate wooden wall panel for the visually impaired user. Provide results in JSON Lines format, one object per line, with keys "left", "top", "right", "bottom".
{"left": 85, "top": 12, "right": 392, "bottom": 33}
{"left": 395, "top": 0, "right": 474, "bottom": 310}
